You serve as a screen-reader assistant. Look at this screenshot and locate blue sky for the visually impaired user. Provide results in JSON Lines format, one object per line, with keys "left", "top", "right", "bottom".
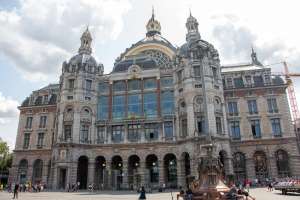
{"left": 1, "top": 0, "right": 300, "bottom": 150}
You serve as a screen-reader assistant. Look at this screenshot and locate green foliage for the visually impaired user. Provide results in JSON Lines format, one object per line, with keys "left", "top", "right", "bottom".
{"left": 0, "top": 138, "right": 12, "bottom": 171}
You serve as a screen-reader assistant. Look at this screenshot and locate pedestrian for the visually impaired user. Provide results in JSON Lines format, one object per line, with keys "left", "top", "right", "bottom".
{"left": 245, "top": 179, "right": 250, "bottom": 193}
{"left": 176, "top": 186, "right": 185, "bottom": 200}
{"left": 139, "top": 186, "right": 146, "bottom": 200}
{"left": 13, "top": 183, "right": 19, "bottom": 199}
{"left": 186, "top": 187, "right": 193, "bottom": 200}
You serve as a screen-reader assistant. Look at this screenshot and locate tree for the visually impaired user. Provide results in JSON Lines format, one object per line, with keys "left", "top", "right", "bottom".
{"left": 0, "top": 138, "right": 12, "bottom": 172}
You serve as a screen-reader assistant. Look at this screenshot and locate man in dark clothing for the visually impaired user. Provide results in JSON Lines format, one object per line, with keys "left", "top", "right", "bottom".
{"left": 13, "top": 183, "right": 19, "bottom": 199}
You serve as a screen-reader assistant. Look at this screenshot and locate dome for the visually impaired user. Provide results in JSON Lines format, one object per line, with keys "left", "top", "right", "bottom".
{"left": 69, "top": 54, "right": 97, "bottom": 67}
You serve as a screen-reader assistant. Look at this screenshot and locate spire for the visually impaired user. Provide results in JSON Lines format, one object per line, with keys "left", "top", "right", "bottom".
{"left": 251, "top": 46, "right": 263, "bottom": 66}
{"left": 146, "top": 7, "right": 161, "bottom": 37}
{"left": 78, "top": 26, "right": 92, "bottom": 55}
{"left": 185, "top": 11, "right": 200, "bottom": 42}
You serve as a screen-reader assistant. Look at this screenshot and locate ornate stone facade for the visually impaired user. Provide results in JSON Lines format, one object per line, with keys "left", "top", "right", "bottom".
{"left": 9, "top": 12, "right": 300, "bottom": 190}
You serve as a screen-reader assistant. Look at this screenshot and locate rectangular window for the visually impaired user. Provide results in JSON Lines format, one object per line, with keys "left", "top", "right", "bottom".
{"left": 160, "top": 77, "right": 173, "bottom": 88}
{"left": 177, "top": 70, "right": 183, "bottom": 83}
{"left": 80, "top": 124, "right": 89, "bottom": 143}
{"left": 128, "top": 124, "right": 141, "bottom": 142}
{"left": 128, "top": 94, "right": 142, "bottom": 117}
{"left": 144, "top": 92, "right": 157, "bottom": 118}
{"left": 23, "top": 133, "right": 30, "bottom": 149}
{"left": 264, "top": 75, "right": 271, "bottom": 85}
{"left": 98, "top": 82, "right": 109, "bottom": 93}
{"left": 144, "top": 78, "right": 157, "bottom": 89}
{"left": 43, "top": 95, "right": 48, "bottom": 104}
{"left": 226, "top": 78, "right": 233, "bottom": 88}
{"left": 37, "top": 132, "right": 44, "bottom": 148}
{"left": 230, "top": 121, "right": 240, "bottom": 140}
{"left": 164, "top": 121, "right": 173, "bottom": 140}
{"left": 113, "top": 95, "right": 125, "bottom": 119}
{"left": 267, "top": 98, "right": 278, "bottom": 113}
{"left": 247, "top": 100, "right": 258, "bottom": 114}
{"left": 112, "top": 125, "right": 124, "bottom": 143}
{"left": 85, "top": 79, "right": 92, "bottom": 91}
{"left": 196, "top": 116, "right": 205, "bottom": 135}
{"left": 161, "top": 90, "right": 174, "bottom": 115}
{"left": 97, "top": 126, "right": 105, "bottom": 144}
{"left": 25, "top": 117, "right": 33, "bottom": 129}
{"left": 98, "top": 96, "right": 109, "bottom": 120}
{"left": 245, "top": 76, "right": 252, "bottom": 86}
{"left": 68, "top": 79, "right": 74, "bottom": 90}
{"left": 193, "top": 65, "right": 201, "bottom": 77}
{"left": 271, "top": 118, "right": 282, "bottom": 136}
{"left": 253, "top": 76, "right": 264, "bottom": 87}
{"left": 212, "top": 67, "right": 218, "bottom": 80}
{"left": 128, "top": 79, "right": 141, "bottom": 91}
{"left": 113, "top": 80, "right": 126, "bottom": 92}
{"left": 216, "top": 117, "right": 222, "bottom": 134}
{"left": 39, "top": 116, "right": 47, "bottom": 128}
{"left": 234, "top": 77, "right": 244, "bottom": 88}
{"left": 145, "top": 123, "right": 159, "bottom": 141}
{"left": 181, "top": 119, "right": 188, "bottom": 137}
{"left": 64, "top": 125, "right": 72, "bottom": 141}
{"left": 228, "top": 102, "right": 238, "bottom": 116}
{"left": 251, "top": 120, "right": 261, "bottom": 138}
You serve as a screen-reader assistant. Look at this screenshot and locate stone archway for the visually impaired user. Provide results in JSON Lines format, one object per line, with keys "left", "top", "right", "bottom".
{"left": 145, "top": 154, "right": 159, "bottom": 187}
{"left": 275, "top": 149, "right": 290, "bottom": 177}
{"left": 163, "top": 153, "right": 177, "bottom": 188}
{"left": 233, "top": 152, "right": 246, "bottom": 183}
{"left": 77, "top": 156, "right": 88, "bottom": 189}
{"left": 253, "top": 151, "right": 268, "bottom": 182}
{"left": 32, "top": 159, "right": 43, "bottom": 184}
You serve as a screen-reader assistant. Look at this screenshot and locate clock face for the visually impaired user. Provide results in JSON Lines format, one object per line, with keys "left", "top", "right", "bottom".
{"left": 141, "top": 50, "right": 173, "bottom": 69}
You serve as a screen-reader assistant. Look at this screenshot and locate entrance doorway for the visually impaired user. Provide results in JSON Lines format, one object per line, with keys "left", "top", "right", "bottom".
{"left": 77, "top": 156, "right": 88, "bottom": 189}
{"left": 59, "top": 168, "right": 67, "bottom": 189}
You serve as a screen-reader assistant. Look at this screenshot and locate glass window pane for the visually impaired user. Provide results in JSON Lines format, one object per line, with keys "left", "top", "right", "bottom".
{"left": 164, "top": 122, "right": 173, "bottom": 139}
{"left": 113, "top": 81, "right": 126, "bottom": 92}
{"left": 144, "top": 78, "right": 157, "bottom": 89}
{"left": 144, "top": 92, "right": 157, "bottom": 118}
{"left": 112, "top": 125, "right": 124, "bottom": 143}
{"left": 98, "top": 96, "right": 109, "bottom": 120}
{"left": 145, "top": 123, "right": 159, "bottom": 140}
{"left": 98, "top": 82, "right": 109, "bottom": 93}
{"left": 128, "top": 94, "right": 142, "bottom": 117}
{"left": 128, "top": 79, "right": 141, "bottom": 91}
{"left": 161, "top": 90, "right": 174, "bottom": 115}
{"left": 234, "top": 77, "right": 244, "bottom": 88}
{"left": 113, "top": 95, "right": 125, "bottom": 119}
{"left": 160, "top": 77, "right": 173, "bottom": 88}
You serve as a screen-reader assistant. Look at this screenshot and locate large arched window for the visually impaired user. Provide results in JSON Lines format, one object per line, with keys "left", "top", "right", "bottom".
{"left": 18, "top": 159, "right": 28, "bottom": 184}
{"left": 233, "top": 152, "right": 246, "bottom": 182}
{"left": 276, "top": 150, "right": 290, "bottom": 177}
{"left": 144, "top": 92, "right": 157, "bottom": 118}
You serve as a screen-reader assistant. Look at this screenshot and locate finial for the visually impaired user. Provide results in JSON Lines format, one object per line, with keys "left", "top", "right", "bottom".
{"left": 189, "top": 8, "right": 192, "bottom": 17}
{"left": 152, "top": 6, "right": 155, "bottom": 19}
{"left": 251, "top": 45, "right": 255, "bottom": 54}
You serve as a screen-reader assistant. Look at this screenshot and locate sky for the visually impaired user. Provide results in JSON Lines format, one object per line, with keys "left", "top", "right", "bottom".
{"left": 1, "top": 0, "right": 300, "bottom": 150}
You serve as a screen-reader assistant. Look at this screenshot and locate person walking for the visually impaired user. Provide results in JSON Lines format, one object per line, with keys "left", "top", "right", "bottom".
{"left": 139, "top": 186, "right": 146, "bottom": 200}
{"left": 13, "top": 183, "right": 19, "bottom": 199}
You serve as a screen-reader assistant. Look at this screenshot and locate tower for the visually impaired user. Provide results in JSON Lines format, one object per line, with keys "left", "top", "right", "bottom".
{"left": 146, "top": 7, "right": 161, "bottom": 37}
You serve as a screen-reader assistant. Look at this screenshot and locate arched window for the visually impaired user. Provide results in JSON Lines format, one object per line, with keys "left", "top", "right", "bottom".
{"left": 276, "top": 150, "right": 289, "bottom": 177}
{"left": 18, "top": 159, "right": 28, "bottom": 184}
{"left": 233, "top": 152, "right": 246, "bottom": 182}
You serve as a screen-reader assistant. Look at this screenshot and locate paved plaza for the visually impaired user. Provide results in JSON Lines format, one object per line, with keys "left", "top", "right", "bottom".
{"left": 0, "top": 188, "right": 299, "bottom": 200}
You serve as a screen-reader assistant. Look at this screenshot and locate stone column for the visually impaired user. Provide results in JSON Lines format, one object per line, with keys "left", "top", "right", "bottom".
{"left": 246, "top": 158, "right": 255, "bottom": 180}
{"left": 122, "top": 162, "right": 128, "bottom": 189}
{"left": 106, "top": 161, "right": 112, "bottom": 189}
{"left": 69, "top": 161, "right": 78, "bottom": 185}
{"left": 139, "top": 161, "right": 146, "bottom": 187}
{"left": 177, "top": 159, "right": 185, "bottom": 188}
{"left": 158, "top": 160, "right": 165, "bottom": 187}
{"left": 190, "top": 157, "right": 198, "bottom": 180}
{"left": 42, "top": 163, "right": 48, "bottom": 184}
{"left": 88, "top": 161, "right": 95, "bottom": 185}
{"left": 268, "top": 156, "right": 277, "bottom": 179}
{"left": 52, "top": 165, "right": 58, "bottom": 190}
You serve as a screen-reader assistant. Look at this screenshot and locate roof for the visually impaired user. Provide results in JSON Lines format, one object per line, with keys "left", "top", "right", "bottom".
{"left": 113, "top": 56, "right": 157, "bottom": 73}
{"left": 221, "top": 63, "right": 269, "bottom": 73}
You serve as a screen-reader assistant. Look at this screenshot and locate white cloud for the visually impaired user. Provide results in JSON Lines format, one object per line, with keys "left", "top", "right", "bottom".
{"left": 0, "top": 92, "right": 19, "bottom": 123}
{"left": 0, "top": 0, "right": 131, "bottom": 81}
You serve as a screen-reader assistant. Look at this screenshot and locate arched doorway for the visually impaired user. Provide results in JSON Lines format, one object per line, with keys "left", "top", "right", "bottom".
{"left": 32, "top": 159, "right": 43, "bottom": 184}
{"left": 111, "top": 155, "right": 123, "bottom": 190}
{"left": 275, "top": 150, "right": 290, "bottom": 177}
{"left": 253, "top": 151, "right": 268, "bottom": 182}
{"left": 164, "top": 154, "right": 177, "bottom": 188}
{"left": 18, "top": 159, "right": 28, "bottom": 184}
{"left": 95, "top": 156, "right": 106, "bottom": 189}
{"left": 182, "top": 152, "right": 191, "bottom": 187}
{"left": 233, "top": 152, "right": 246, "bottom": 183}
{"left": 128, "top": 155, "right": 140, "bottom": 190}
{"left": 146, "top": 154, "right": 159, "bottom": 187}
{"left": 77, "top": 156, "right": 88, "bottom": 189}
